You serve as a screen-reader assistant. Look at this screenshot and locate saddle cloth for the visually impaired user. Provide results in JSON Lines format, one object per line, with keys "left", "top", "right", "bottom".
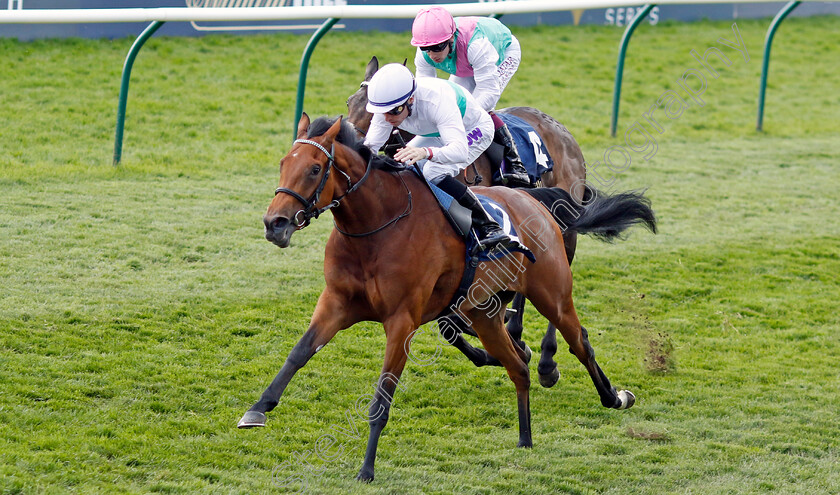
{"left": 420, "top": 169, "right": 535, "bottom": 264}
{"left": 498, "top": 113, "right": 554, "bottom": 183}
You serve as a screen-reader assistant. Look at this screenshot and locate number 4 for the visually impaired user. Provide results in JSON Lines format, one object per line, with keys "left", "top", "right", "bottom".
{"left": 528, "top": 131, "right": 549, "bottom": 167}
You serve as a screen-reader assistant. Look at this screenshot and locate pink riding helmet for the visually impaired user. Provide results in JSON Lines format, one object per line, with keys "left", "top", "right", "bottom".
{"left": 410, "top": 6, "right": 456, "bottom": 47}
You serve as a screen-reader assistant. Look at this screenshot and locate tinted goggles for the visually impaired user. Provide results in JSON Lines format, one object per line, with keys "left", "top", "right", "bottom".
{"left": 385, "top": 104, "right": 407, "bottom": 116}
{"left": 419, "top": 41, "right": 450, "bottom": 53}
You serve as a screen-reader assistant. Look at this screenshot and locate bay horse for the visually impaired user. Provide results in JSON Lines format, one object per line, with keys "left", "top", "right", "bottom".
{"left": 346, "top": 56, "right": 587, "bottom": 381}
{"left": 239, "top": 114, "right": 656, "bottom": 482}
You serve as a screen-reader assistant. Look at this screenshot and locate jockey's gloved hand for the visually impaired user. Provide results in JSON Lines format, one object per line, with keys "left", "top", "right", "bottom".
{"left": 393, "top": 146, "right": 429, "bottom": 165}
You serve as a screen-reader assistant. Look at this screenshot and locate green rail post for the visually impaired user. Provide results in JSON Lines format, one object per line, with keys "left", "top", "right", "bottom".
{"left": 292, "top": 18, "right": 339, "bottom": 142}
{"left": 757, "top": 1, "right": 801, "bottom": 131}
{"left": 610, "top": 4, "right": 654, "bottom": 138}
{"left": 113, "top": 21, "right": 164, "bottom": 165}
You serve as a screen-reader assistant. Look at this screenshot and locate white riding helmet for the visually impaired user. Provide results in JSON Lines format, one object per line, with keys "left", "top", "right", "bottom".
{"left": 365, "top": 63, "right": 416, "bottom": 114}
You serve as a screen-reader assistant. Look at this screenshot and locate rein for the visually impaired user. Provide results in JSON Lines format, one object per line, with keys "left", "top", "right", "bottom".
{"left": 333, "top": 171, "right": 412, "bottom": 238}
{"left": 275, "top": 137, "right": 411, "bottom": 237}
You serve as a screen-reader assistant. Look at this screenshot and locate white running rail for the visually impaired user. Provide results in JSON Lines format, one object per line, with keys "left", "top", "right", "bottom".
{"left": 2, "top": 0, "right": 834, "bottom": 25}
{"left": 184, "top": 0, "right": 348, "bottom": 31}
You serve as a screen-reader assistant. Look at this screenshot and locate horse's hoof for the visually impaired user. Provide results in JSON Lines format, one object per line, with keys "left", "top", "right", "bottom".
{"left": 356, "top": 469, "right": 374, "bottom": 483}
{"left": 617, "top": 390, "right": 636, "bottom": 410}
{"left": 538, "top": 367, "right": 560, "bottom": 388}
{"left": 237, "top": 411, "right": 267, "bottom": 428}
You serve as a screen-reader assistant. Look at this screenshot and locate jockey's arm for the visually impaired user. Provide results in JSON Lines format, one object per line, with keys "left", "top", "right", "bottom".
{"left": 363, "top": 114, "right": 394, "bottom": 154}
{"left": 417, "top": 99, "right": 468, "bottom": 165}
{"left": 466, "top": 38, "right": 503, "bottom": 112}
{"left": 414, "top": 49, "right": 438, "bottom": 78}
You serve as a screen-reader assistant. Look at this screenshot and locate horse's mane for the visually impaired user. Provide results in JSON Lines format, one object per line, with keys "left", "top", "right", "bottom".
{"left": 307, "top": 116, "right": 405, "bottom": 172}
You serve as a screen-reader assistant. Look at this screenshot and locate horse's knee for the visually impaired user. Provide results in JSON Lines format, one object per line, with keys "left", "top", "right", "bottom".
{"left": 287, "top": 329, "right": 322, "bottom": 367}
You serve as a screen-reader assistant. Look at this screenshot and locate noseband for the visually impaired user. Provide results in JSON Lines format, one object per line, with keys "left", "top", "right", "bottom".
{"left": 274, "top": 138, "right": 372, "bottom": 229}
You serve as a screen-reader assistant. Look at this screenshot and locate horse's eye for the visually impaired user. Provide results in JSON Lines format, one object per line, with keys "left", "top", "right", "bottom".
{"left": 310, "top": 165, "right": 322, "bottom": 176}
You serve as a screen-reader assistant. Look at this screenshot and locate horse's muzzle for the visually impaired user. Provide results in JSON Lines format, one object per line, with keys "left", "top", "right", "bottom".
{"left": 263, "top": 214, "right": 295, "bottom": 248}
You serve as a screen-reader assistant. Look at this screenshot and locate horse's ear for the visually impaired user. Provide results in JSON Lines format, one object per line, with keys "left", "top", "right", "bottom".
{"left": 324, "top": 115, "right": 343, "bottom": 142}
{"left": 296, "top": 112, "right": 310, "bottom": 139}
{"left": 365, "top": 56, "right": 379, "bottom": 81}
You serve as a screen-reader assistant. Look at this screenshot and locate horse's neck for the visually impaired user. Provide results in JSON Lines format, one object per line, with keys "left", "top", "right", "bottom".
{"left": 331, "top": 163, "right": 409, "bottom": 236}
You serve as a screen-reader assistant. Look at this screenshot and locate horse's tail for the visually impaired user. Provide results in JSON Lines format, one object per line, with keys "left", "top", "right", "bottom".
{"left": 524, "top": 185, "right": 657, "bottom": 242}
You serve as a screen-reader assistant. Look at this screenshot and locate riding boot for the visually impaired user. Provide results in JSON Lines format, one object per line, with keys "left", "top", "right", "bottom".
{"left": 494, "top": 124, "right": 533, "bottom": 188}
{"left": 456, "top": 188, "right": 516, "bottom": 253}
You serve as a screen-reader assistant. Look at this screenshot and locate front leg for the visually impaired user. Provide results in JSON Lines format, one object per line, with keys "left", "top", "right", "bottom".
{"left": 468, "top": 308, "right": 533, "bottom": 448}
{"left": 356, "top": 314, "right": 414, "bottom": 482}
{"left": 238, "top": 288, "right": 355, "bottom": 428}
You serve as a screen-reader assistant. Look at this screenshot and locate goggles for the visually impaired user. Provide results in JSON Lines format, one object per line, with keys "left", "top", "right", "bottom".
{"left": 420, "top": 40, "right": 450, "bottom": 53}
{"left": 385, "top": 104, "right": 407, "bottom": 116}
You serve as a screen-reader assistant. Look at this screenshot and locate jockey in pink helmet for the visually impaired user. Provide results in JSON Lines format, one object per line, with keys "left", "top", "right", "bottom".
{"left": 411, "top": 6, "right": 531, "bottom": 187}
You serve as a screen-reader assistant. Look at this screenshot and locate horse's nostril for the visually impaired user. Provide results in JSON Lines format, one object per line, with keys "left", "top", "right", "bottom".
{"left": 264, "top": 215, "right": 289, "bottom": 232}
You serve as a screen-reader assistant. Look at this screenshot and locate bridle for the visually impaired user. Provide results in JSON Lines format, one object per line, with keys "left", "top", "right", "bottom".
{"left": 275, "top": 138, "right": 366, "bottom": 229}
{"left": 274, "top": 137, "right": 412, "bottom": 237}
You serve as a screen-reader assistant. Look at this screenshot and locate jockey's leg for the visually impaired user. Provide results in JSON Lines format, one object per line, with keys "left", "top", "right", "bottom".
{"left": 490, "top": 112, "right": 532, "bottom": 188}
{"left": 433, "top": 174, "right": 517, "bottom": 253}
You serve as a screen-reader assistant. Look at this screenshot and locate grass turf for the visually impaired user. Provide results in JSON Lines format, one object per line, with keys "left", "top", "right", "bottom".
{"left": 1, "top": 16, "right": 839, "bottom": 494}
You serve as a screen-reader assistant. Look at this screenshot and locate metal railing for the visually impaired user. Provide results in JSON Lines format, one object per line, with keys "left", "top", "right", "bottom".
{"left": 0, "top": 0, "right": 833, "bottom": 163}
{"left": 185, "top": 0, "right": 347, "bottom": 31}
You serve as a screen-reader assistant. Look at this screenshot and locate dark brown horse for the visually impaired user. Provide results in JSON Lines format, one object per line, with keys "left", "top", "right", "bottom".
{"left": 239, "top": 114, "right": 656, "bottom": 482}
{"left": 346, "top": 56, "right": 588, "bottom": 381}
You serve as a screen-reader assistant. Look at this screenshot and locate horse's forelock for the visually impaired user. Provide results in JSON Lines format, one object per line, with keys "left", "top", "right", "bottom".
{"left": 307, "top": 116, "right": 366, "bottom": 155}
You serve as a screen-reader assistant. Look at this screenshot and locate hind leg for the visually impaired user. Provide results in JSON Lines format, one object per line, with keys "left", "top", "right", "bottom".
{"left": 528, "top": 283, "right": 634, "bottom": 410}
{"left": 445, "top": 324, "right": 531, "bottom": 367}
{"left": 568, "top": 324, "right": 635, "bottom": 409}
{"left": 440, "top": 296, "right": 531, "bottom": 368}
{"left": 505, "top": 293, "right": 531, "bottom": 356}
{"left": 537, "top": 323, "right": 560, "bottom": 388}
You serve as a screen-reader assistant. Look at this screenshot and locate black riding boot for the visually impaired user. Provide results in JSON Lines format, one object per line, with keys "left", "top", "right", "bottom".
{"left": 494, "top": 123, "right": 533, "bottom": 188}
{"left": 434, "top": 175, "right": 514, "bottom": 252}
{"left": 457, "top": 188, "right": 515, "bottom": 252}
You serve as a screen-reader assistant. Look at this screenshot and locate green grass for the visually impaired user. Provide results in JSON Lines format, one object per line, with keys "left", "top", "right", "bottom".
{"left": 1, "top": 17, "right": 839, "bottom": 494}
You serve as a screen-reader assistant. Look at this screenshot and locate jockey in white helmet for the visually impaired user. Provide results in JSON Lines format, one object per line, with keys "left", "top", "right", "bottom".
{"left": 364, "top": 63, "right": 516, "bottom": 252}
